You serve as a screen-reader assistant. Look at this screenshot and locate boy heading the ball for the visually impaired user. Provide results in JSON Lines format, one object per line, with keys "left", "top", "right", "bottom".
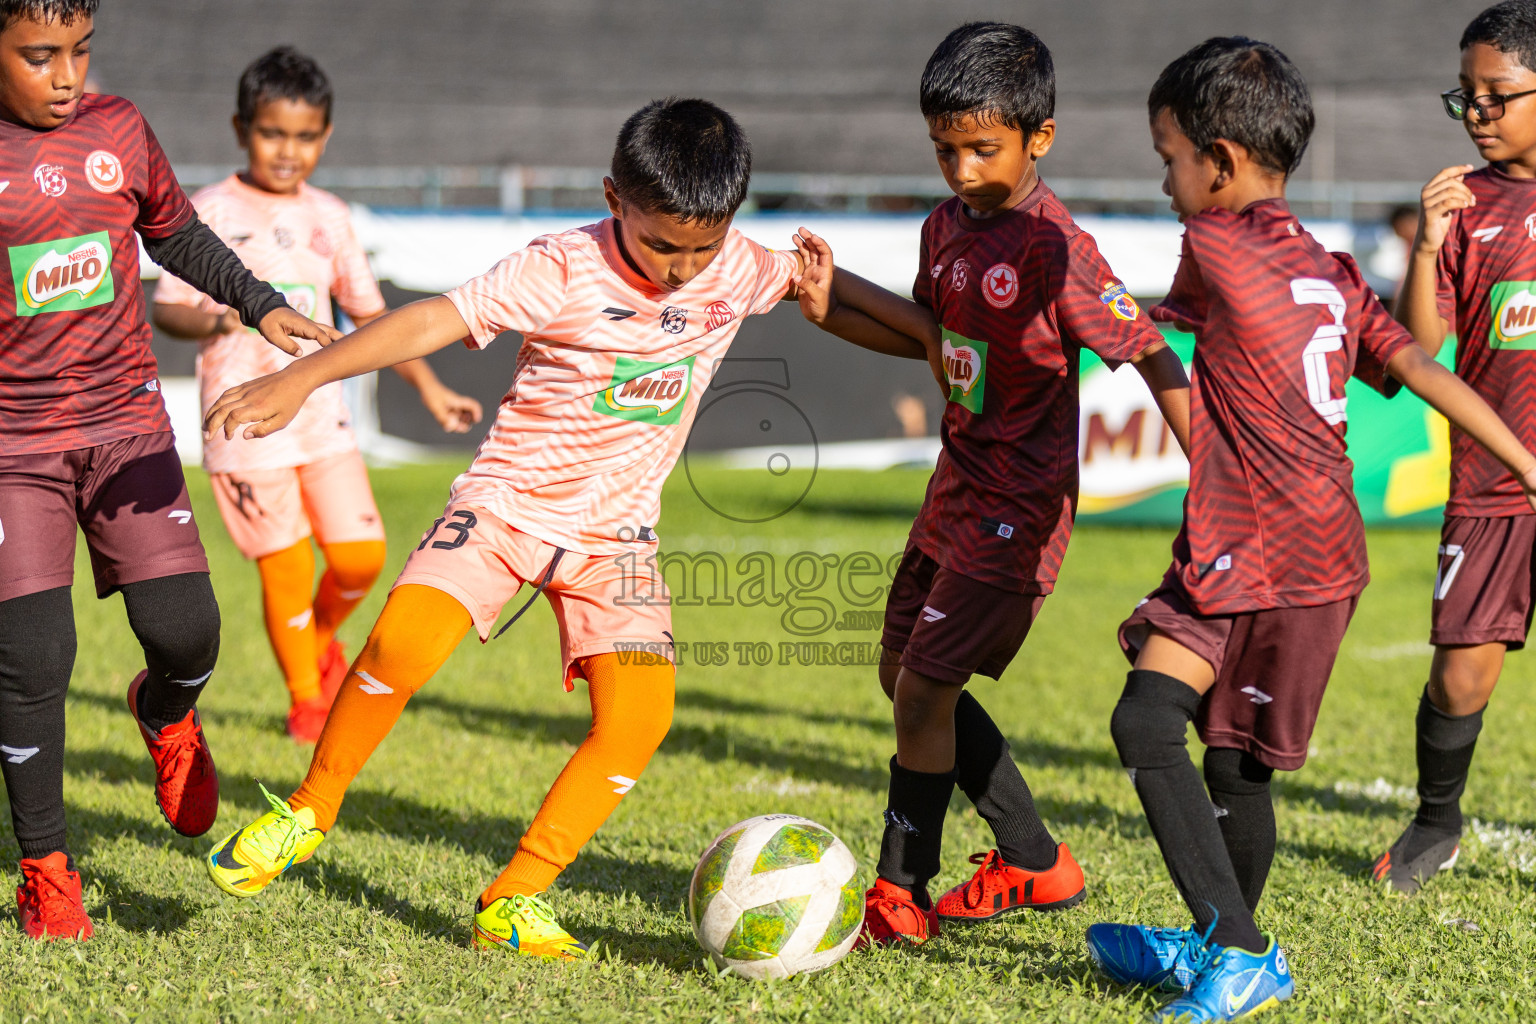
{"left": 201, "top": 98, "right": 807, "bottom": 958}
{"left": 153, "top": 46, "right": 481, "bottom": 743}
{"left": 1375, "top": 0, "right": 1536, "bottom": 896}
{"left": 1087, "top": 38, "right": 1536, "bottom": 1022}
{"left": 0, "top": 0, "right": 336, "bottom": 940}
{"left": 796, "top": 21, "right": 1192, "bottom": 946}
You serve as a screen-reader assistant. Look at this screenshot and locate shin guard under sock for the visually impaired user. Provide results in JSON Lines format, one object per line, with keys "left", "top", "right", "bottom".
{"left": 875, "top": 756, "right": 956, "bottom": 898}
{"left": 1414, "top": 687, "right": 1483, "bottom": 835}
{"left": 1203, "top": 747, "right": 1275, "bottom": 913}
{"left": 314, "top": 540, "right": 386, "bottom": 651}
{"left": 123, "top": 574, "right": 220, "bottom": 731}
{"left": 0, "top": 588, "right": 74, "bottom": 861}
{"left": 257, "top": 540, "right": 322, "bottom": 703}
{"left": 1111, "top": 669, "right": 1264, "bottom": 953}
{"left": 954, "top": 690, "right": 1057, "bottom": 870}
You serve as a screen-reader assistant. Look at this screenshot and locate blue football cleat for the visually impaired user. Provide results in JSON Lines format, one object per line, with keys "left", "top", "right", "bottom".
{"left": 1087, "top": 921, "right": 1216, "bottom": 992}
{"left": 1153, "top": 935, "right": 1293, "bottom": 1022}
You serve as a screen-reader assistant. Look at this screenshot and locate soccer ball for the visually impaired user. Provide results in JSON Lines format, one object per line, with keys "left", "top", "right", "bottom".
{"left": 688, "top": 813, "right": 862, "bottom": 980}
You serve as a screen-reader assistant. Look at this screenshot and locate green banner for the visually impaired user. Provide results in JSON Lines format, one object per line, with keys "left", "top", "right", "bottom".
{"left": 1077, "top": 327, "right": 1454, "bottom": 526}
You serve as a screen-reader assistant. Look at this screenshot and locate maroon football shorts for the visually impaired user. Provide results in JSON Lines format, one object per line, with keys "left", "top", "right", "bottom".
{"left": 881, "top": 541, "right": 1046, "bottom": 685}
{"left": 1429, "top": 514, "right": 1536, "bottom": 650}
{"left": 1119, "top": 583, "right": 1357, "bottom": 771}
{"left": 0, "top": 431, "right": 209, "bottom": 603}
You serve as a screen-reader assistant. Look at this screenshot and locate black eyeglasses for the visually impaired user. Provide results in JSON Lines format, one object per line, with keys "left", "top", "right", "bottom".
{"left": 1442, "top": 86, "right": 1536, "bottom": 121}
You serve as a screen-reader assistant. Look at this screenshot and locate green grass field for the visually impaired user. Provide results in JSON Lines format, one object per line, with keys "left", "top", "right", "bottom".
{"left": 5, "top": 462, "right": 1535, "bottom": 1022}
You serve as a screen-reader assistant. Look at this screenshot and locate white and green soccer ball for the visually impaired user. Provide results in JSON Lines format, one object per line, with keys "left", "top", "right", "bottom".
{"left": 688, "top": 813, "right": 862, "bottom": 980}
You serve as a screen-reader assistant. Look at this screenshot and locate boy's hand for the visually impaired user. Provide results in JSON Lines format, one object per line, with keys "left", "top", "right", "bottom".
{"left": 257, "top": 306, "right": 345, "bottom": 356}
{"left": 418, "top": 379, "right": 485, "bottom": 434}
{"left": 1415, "top": 165, "right": 1477, "bottom": 255}
{"left": 203, "top": 368, "right": 313, "bottom": 441}
{"left": 792, "top": 228, "right": 838, "bottom": 324}
{"left": 215, "top": 308, "right": 243, "bottom": 335}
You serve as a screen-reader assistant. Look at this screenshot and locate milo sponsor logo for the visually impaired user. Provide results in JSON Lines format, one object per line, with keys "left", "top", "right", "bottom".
{"left": 942, "top": 328, "right": 987, "bottom": 414}
{"left": 1490, "top": 280, "right": 1536, "bottom": 349}
{"left": 272, "top": 282, "right": 319, "bottom": 320}
{"left": 9, "top": 231, "right": 115, "bottom": 316}
{"left": 594, "top": 355, "right": 696, "bottom": 424}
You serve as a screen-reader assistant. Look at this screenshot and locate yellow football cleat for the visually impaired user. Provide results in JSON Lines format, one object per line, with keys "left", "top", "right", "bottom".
{"left": 472, "top": 893, "right": 589, "bottom": 960}
{"left": 206, "top": 783, "right": 325, "bottom": 898}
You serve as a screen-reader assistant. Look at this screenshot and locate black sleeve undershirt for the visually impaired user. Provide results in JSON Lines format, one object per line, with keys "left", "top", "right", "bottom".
{"left": 142, "top": 213, "right": 288, "bottom": 328}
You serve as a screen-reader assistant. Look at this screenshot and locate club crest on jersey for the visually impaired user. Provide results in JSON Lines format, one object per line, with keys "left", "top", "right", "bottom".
{"left": 32, "top": 164, "right": 66, "bottom": 198}
{"left": 84, "top": 150, "right": 123, "bottom": 194}
{"left": 950, "top": 258, "right": 971, "bottom": 292}
{"left": 309, "top": 227, "right": 333, "bottom": 257}
{"left": 9, "top": 232, "right": 115, "bottom": 316}
{"left": 941, "top": 328, "right": 988, "bottom": 414}
{"left": 660, "top": 305, "right": 688, "bottom": 334}
{"left": 982, "top": 263, "right": 1019, "bottom": 309}
{"left": 704, "top": 300, "right": 735, "bottom": 331}
{"left": 1525, "top": 213, "right": 1536, "bottom": 241}
{"left": 1489, "top": 280, "right": 1536, "bottom": 348}
{"left": 1099, "top": 280, "right": 1139, "bottom": 320}
{"left": 593, "top": 355, "right": 696, "bottom": 424}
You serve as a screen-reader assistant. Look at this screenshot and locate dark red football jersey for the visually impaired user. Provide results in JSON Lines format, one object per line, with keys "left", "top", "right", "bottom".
{"left": 0, "top": 94, "right": 193, "bottom": 455}
{"left": 1150, "top": 200, "right": 1414, "bottom": 615}
{"left": 907, "top": 182, "right": 1165, "bottom": 594}
{"left": 1435, "top": 166, "right": 1536, "bottom": 517}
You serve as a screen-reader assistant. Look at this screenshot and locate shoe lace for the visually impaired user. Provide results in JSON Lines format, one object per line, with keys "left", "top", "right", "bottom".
{"left": 509, "top": 894, "right": 565, "bottom": 933}
{"left": 21, "top": 864, "right": 80, "bottom": 921}
{"left": 151, "top": 718, "right": 205, "bottom": 789}
{"left": 1176, "top": 916, "right": 1221, "bottom": 979}
{"left": 962, "top": 850, "right": 1002, "bottom": 908}
{"left": 246, "top": 783, "right": 311, "bottom": 862}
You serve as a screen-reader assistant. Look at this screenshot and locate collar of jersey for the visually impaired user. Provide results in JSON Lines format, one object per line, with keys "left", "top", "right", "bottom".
{"left": 952, "top": 177, "right": 1049, "bottom": 233}
{"left": 598, "top": 217, "right": 706, "bottom": 300}
{"left": 226, "top": 173, "right": 308, "bottom": 204}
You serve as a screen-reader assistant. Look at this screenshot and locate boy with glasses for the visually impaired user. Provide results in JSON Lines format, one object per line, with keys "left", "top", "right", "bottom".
{"left": 1376, "top": 0, "right": 1536, "bottom": 894}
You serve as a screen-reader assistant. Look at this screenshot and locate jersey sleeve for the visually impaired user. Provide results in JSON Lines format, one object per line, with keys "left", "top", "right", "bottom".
{"left": 1054, "top": 230, "right": 1165, "bottom": 369}
{"left": 745, "top": 243, "right": 799, "bottom": 316}
{"left": 1149, "top": 228, "right": 1211, "bottom": 332}
{"left": 911, "top": 218, "right": 935, "bottom": 309}
{"left": 1337, "top": 252, "right": 1414, "bottom": 397}
{"left": 444, "top": 236, "right": 570, "bottom": 349}
{"left": 329, "top": 208, "right": 387, "bottom": 320}
{"left": 133, "top": 111, "right": 195, "bottom": 240}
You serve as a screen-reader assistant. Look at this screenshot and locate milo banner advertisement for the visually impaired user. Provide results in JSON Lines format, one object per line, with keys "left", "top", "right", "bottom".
{"left": 1078, "top": 328, "right": 1455, "bottom": 526}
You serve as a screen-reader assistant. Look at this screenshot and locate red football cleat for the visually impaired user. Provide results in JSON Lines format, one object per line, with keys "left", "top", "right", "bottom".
{"left": 317, "top": 640, "right": 349, "bottom": 708}
{"left": 935, "top": 845, "right": 1087, "bottom": 923}
{"left": 854, "top": 877, "right": 940, "bottom": 948}
{"left": 127, "top": 670, "right": 219, "bottom": 838}
{"left": 16, "top": 852, "right": 92, "bottom": 940}
{"left": 286, "top": 696, "right": 329, "bottom": 744}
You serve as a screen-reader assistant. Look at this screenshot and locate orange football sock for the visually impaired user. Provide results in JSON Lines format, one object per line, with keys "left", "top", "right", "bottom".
{"left": 256, "top": 539, "right": 321, "bottom": 704}
{"left": 480, "top": 651, "right": 674, "bottom": 905}
{"left": 313, "top": 539, "right": 387, "bottom": 651}
{"left": 289, "top": 583, "right": 470, "bottom": 831}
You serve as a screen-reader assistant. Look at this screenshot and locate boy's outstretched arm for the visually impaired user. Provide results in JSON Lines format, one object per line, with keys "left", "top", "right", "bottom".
{"left": 204, "top": 296, "right": 471, "bottom": 441}
{"left": 1393, "top": 165, "right": 1474, "bottom": 356}
{"left": 152, "top": 302, "right": 242, "bottom": 341}
{"left": 347, "top": 310, "right": 486, "bottom": 434}
{"left": 1129, "top": 342, "right": 1191, "bottom": 457}
{"left": 793, "top": 229, "right": 946, "bottom": 392}
{"left": 1387, "top": 344, "right": 1536, "bottom": 507}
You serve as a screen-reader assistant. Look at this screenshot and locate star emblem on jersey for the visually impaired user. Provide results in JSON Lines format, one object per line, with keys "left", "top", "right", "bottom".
{"left": 704, "top": 300, "right": 735, "bottom": 331}
{"left": 32, "top": 164, "right": 67, "bottom": 198}
{"left": 1526, "top": 213, "right": 1536, "bottom": 241}
{"left": 660, "top": 305, "right": 688, "bottom": 334}
{"left": 84, "top": 150, "right": 123, "bottom": 194}
{"left": 982, "top": 263, "right": 1019, "bottom": 309}
{"left": 950, "top": 258, "right": 971, "bottom": 292}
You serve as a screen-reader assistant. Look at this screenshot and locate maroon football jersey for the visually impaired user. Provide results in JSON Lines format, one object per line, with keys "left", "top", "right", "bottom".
{"left": 1435, "top": 166, "right": 1536, "bottom": 517}
{"left": 907, "top": 182, "right": 1164, "bottom": 594}
{"left": 0, "top": 94, "right": 193, "bottom": 455}
{"left": 1150, "top": 200, "right": 1414, "bottom": 615}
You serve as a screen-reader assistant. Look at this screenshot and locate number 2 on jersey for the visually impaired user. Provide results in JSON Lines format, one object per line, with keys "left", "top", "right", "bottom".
{"left": 1290, "top": 278, "right": 1349, "bottom": 425}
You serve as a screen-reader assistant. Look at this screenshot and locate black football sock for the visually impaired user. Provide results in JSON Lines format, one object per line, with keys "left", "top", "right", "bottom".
{"left": 1203, "top": 747, "right": 1275, "bottom": 913}
{"left": 0, "top": 588, "right": 75, "bottom": 862}
{"left": 875, "top": 755, "right": 956, "bottom": 900}
{"left": 1413, "top": 686, "right": 1483, "bottom": 836}
{"left": 122, "top": 574, "right": 220, "bottom": 732}
{"left": 954, "top": 690, "right": 1058, "bottom": 870}
{"left": 1110, "top": 670, "right": 1265, "bottom": 954}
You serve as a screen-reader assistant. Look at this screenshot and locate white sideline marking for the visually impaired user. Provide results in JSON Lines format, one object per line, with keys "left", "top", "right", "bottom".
{"left": 1352, "top": 641, "right": 1433, "bottom": 662}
